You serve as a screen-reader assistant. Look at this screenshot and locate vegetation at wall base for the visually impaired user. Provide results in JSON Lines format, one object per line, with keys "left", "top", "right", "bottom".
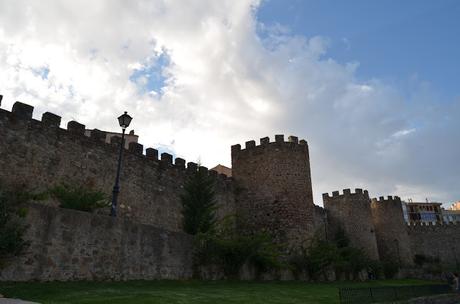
{"left": 194, "top": 216, "right": 282, "bottom": 278}
{"left": 382, "top": 259, "right": 400, "bottom": 279}
{"left": 181, "top": 169, "right": 281, "bottom": 277}
{"left": 289, "top": 228, "right": 387, "bottom": 280}
{"left": 412, "top": 253, "right": 458, "bottom": 276}
{"left": 0, "top": 186, "right": 30, "bottom": 267}
{"left": 49, "top": 184, "right": 107, "bottom": 212}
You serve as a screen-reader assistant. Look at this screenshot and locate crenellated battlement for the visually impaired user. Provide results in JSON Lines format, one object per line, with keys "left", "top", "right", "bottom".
{"left": 231, "top": 134, "right": 308, "bottom": 155}
{"left": 371, "top": 195, "right": 401, "bottom": 203}
{"left": 322, "top": 188, "right": 369, "bottom": 200}
{"left": 407, "top": 221, "right": 458, "bottom": 230}
{"left": 0, "top": 99, "right": 232, "bottom": 182}
{"left": 406, "top": 221, "right": 460, "bottom": 235}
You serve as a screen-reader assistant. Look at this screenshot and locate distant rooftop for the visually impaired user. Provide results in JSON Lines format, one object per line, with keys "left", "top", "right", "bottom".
{"left": 211, "top": 164, "right": 232, "bottom": 177}
{"left": 84, "top": 129, "right": 138, "bottom": 149}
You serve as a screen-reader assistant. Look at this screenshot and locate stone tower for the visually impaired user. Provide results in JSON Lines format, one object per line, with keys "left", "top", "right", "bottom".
{"left": 371, "top": 196, "right": 412, "bottom": 265}
{"left": 231, "top": 135, "right": 315, "bottom": 247}
{"left": 322, "top": 189, "right": 380, "bottom": 260}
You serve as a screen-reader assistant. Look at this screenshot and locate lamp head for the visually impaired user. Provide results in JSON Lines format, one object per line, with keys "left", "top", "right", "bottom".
{"left": 118, "top": 111, "right": 132, "bottom": 129}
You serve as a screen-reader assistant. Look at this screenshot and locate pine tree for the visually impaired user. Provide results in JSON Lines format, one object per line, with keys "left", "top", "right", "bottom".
{"left": 181, "top": 170, "right": 217, "bottom": 235}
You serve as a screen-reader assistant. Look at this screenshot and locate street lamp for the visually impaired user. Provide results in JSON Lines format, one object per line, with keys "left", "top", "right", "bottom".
{"left": 110, "top": 111, "right": 133, "bottom": 217}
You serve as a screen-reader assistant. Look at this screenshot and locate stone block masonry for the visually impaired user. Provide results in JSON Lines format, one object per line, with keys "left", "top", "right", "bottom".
{"left": 0, "top": 101, "right": 235, "bottom": 231}
{"left": 407, "top": 223, "right": 460, "bottom": 267}
{"left": 231, "top": 135, "right": 316, "bottom": 247}
{"left": 0, "top": 203, "right": 194, "bottom": 281}
{"left": 1, "top": 97, "right": 459, "bottom": 281}
{"left": 323, "top": 189, "right": 380, "bottom": 260}
{"left": 371, "top": 196, "right": 413, "bottom": 265}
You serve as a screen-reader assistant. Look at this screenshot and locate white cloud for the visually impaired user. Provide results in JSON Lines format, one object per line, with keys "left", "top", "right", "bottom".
{"left": 0, "top": 0, "right": 459, "bottom": 205}
{"left": 392, "top": 128, "right": 416, "bottom": 138}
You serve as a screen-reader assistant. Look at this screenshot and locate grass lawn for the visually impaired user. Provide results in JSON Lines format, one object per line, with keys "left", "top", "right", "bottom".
{"left": 0, "top": 279, "right": 439, "bottom": 304}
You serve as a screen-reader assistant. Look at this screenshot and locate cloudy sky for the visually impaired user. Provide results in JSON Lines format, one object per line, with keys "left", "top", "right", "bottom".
{"left": 0, "top": 0, "right": 459, "bottom": 205}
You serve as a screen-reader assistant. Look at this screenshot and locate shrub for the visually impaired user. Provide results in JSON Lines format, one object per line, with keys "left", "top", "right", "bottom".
{"left": 50, "top": 184, "right": 107, "bottom": 212}
{"left": 181, "top": 169, "right": 217, "bottom": 235}
{"left": 289, "top": 248, "right": 309, "bottom": 278}
{"left": 414, "top": 254, "right": 440, "bottom": 266}
{"left": 382, "top": 259, "right": 400, "bottom": 279}
{"left": 289, "top": 231, "right": 376, "bottom": 281}
{"left": 0, "top": 188, "right": 30, "bottom": 267}
{"left": 194, "top": 216, "right": 281, "bottom": 277}
{"left": 339, "top": 247, "right": 370, "bottom": 277}
{"left": 368, "top": 259, "right": 384, "bottom": 279}
{"left": 306, "top": 239, "right": 338, "bottom": 279}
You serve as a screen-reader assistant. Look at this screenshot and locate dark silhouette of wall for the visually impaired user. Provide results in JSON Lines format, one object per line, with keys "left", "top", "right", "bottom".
{"left": 371, "top": 196, "right": 413, "bottom": 265}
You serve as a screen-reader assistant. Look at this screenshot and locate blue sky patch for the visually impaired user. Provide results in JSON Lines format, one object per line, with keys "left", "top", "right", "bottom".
{"left": 256, "top": 0, "right": 460, "bottom": 101}
{"left": 33, "top": 66, "right": 50, "bottom": 80}
{"left": 130, "top": 52, "right": 171, "bottom": 96}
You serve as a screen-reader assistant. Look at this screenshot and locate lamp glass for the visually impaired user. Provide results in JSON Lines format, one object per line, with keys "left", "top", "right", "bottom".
{"left": 118, "top": 111, "right": 132, "bottom": 129}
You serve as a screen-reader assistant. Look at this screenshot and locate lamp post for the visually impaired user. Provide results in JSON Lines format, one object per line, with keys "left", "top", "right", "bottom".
{"left": 110, "top": 111, "right": 132, "bottom": 217}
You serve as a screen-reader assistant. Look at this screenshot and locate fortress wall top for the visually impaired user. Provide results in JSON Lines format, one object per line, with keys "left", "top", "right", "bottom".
{"left": 322, "top": 188, "right": 369, "bottom": 200}
{"left": 372, "top": 196, "right": 402, "bottom": 203}
{"left": 231, "top": 134, "right": 309, "bottom": 156}
{"left": 1, "top": 101, "right": 233, "bottom": 179}
{"left": 370, "top": 195, "right": 412, "bottom": 265}
{"left": 231, "top": 134, "right": 315, "bottom": 247}
{"left": 407, "top": 221, "right": 458, "bottom": 230}
{"left": 0, "top": 99, "right": 235, "bottom": 231}
{"left": 322, "top": 188, "right": 379, "bottom": 260}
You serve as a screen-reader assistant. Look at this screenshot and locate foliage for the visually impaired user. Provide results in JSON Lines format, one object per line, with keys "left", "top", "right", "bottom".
{"left": 367, "top": 259, "right": 384, "bottom": 279}
{"left": 382, "top": 259, "right": 400, "bottom": 279}
{"left": 194, "top": 216, "right": 281, "bottom": 277}
{"left": 182, "top": 169, "right": 279, "bottom": 277}
{"left": 289, "top": 229, "right": 378, "bottom": 280}
{"left": 50, "top": 184, "right": 107, "bottom": 212}
{"left": 335, "top": 246, "right": 370, "bottom": 278}
{"left": 0, "top": 187, "right": 30, "bottom": 267}
{"left": 413, "top": 254, "right": 446, "bottom": 275}
{"left": 181, "top": 169, "right": 217, "bottom": 235}
{"left": 304, "top": 239, "right": 338, "bottom": 279}
{"left": 414, "top": 254, "right": 440, "bottom": 266}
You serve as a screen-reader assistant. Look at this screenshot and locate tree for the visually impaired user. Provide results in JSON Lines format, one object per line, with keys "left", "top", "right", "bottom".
{"left": 181, "top": 169, "right": 217, "bottom": 235}
{"left": 0, "top": 188, "right": 29, "bottom": 267}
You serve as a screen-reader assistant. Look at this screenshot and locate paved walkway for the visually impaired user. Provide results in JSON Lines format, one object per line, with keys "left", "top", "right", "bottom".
{"left": 0, "top": 299, "right": 40, "bottom": 304}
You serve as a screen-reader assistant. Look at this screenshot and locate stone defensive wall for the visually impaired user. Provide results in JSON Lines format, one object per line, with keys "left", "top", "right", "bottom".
{"left": 0, "top": 100, "right": 236, "bottom": 231}
{"left": 406, "top": 222, "right": 460, "bottom": 266}
{"left": 313, "top": 205, "right": 327, "bottom": 240}
{"left": 322, "top": 189, "right": 380, "bottom": 260}
{"left": 231, "top": 135, "right": 316, "bottom": 246}
{"left": 0, "top": 203, "right": 193, "bottom": 281}
{"left": 371, "top": 196, "right": 413, "bottom": 265}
